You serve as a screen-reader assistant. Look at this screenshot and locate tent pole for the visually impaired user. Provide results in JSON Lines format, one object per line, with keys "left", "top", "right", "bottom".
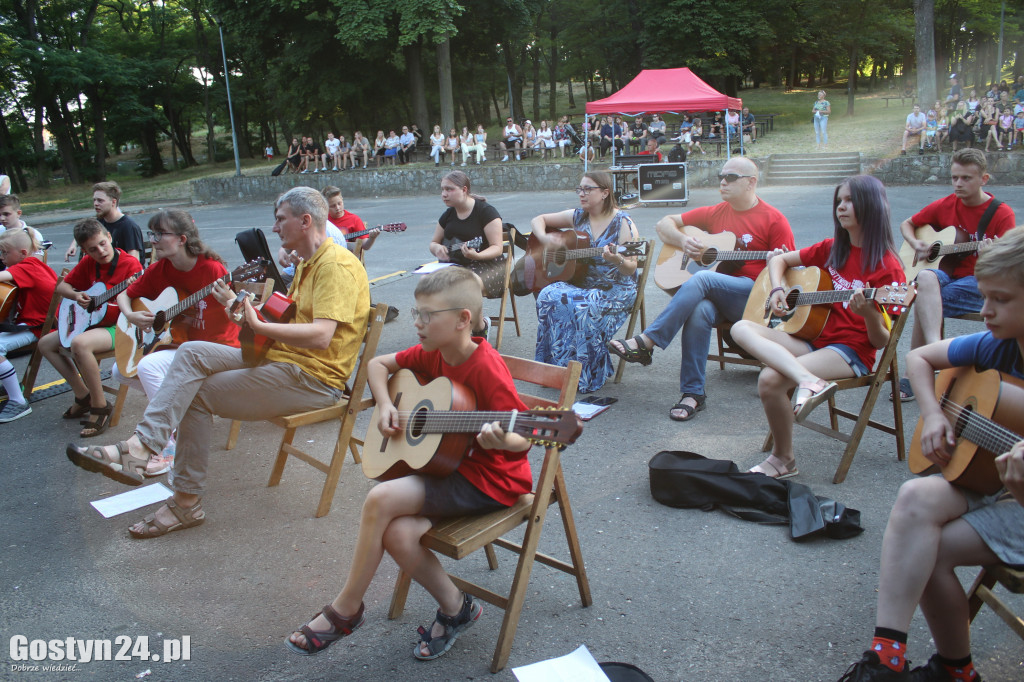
{"left": 725, "top": 108, "right": 731, "bottom": 159}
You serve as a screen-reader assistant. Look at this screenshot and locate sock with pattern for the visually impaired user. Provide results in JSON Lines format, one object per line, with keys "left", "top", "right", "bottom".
{"left": 870, "top": 627, "right": 908, "bottom": 672}
{"left": 938, "top": 654, "right": 978, "bottom": 681}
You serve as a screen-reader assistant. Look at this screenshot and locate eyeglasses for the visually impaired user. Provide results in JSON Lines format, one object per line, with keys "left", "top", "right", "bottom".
{"left": 147, "top": 231, "right": 175, "bottom": 241}
{"left": 410, "top": 307, "right": 462, "bottom": 324}
{"left": 718, "top": 173, "right": 754, "bottom": 184}
{"left": 575, "top": 186, "right": 601, "bottom": 195}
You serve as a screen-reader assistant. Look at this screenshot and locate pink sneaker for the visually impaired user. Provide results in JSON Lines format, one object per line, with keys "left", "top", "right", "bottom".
{"left": 144, "top": 438, "right": 175, "bottom": 477}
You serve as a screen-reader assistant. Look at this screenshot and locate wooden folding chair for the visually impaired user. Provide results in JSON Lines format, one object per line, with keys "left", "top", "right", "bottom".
{"left": 967, "top": 563, "right": 1024, "bottom": 640}
{"left": 21, "top": 274, "right": 130, "bottom": 424}
{"left": 387, "top": 357, "right": 591, "bottom": 672}
{"left": 762, "top": 305, "right": 914, "bottom": 484}
{"left": 488, "top": 223, "right": 523, "bottom": 351}
{"left": 612, "top": 239, "right": 654, "bottom": 383}
{"left": 225, "top": 302, "right": 387, "bottom": 518}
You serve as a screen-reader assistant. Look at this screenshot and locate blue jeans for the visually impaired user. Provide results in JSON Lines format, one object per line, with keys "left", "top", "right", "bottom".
{"left": 814, "top": 114, "right": 828, "bottom": 145}
{"left": 929, "top": 270, "right": 985, "bottom": 317}
{"left": 643, "top": 270, "right": 752, "bottom": 394}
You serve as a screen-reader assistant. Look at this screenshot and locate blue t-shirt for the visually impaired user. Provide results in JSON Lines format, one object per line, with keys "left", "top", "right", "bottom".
{"left": 947, "top": 331, "right": 1024, "bottom": 380}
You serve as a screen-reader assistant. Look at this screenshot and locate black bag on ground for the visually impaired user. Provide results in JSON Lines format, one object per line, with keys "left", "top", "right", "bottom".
{"left": 600, "top": 661, "right": 656, "bottom": 681}
{"left": 648, "top": 450, "right": 863, "bottom": 540}
{"left": 668, "top": 144, "right": 686, "bottom": 163}
{"left": 234, "top": 228, "right": 288, "bottom": 295}
{"left": 270, "top": 160, "right": 287, "bottom": 177}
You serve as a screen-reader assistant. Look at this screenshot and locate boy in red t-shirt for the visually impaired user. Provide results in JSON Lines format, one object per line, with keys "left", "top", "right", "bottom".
{"left": 0, "top": 229, "right": 58, "bottom": 423}
{"left": 287, "top": 267, "right": 531, "bottom": 660}
{"left": 39, "top": 219, "right": 143, "bottom": 436}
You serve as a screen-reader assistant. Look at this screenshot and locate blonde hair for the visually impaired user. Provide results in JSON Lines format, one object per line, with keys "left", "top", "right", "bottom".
{"left": 0, "top": 228, "right": 36, "bottom": 254}
{"left": 414, "top": 267, "right": 483, "bottom": 321}
{"left": 975, "top": 225, "right": 1024, "bottom": 287}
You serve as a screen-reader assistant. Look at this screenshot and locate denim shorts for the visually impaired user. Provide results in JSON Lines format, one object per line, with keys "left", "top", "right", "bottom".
{"left": 420, "top": 470, "right": 506, "bottom": 522}
{"left": 802, "top": 340, "right": 870, "bottom": 377}
{"left": 928, "top": 270, "right": 985, "bottom": 317}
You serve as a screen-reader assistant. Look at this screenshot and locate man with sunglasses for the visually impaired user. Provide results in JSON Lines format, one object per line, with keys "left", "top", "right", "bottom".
{"left": 609, "top": 157, "right": 793, "bottom": 422}
{"left": 500, "top": 117, "right": 524, "bottom": 161}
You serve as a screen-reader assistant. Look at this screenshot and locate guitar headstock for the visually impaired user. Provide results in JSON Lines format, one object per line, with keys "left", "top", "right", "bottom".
{"left": 232, "top": 258, "right": 270, "bottom": 282}
{"left": 617, "top": 241, "right": 649, "bottom": 257}
{"left": 381, "top": 223, "right": 407, "bottom": 233}
{"left": 512, "top": 409, "right": 584, "bottom": 448}
{"left": 877, "top": 282, "right": 917, "bottom": 312}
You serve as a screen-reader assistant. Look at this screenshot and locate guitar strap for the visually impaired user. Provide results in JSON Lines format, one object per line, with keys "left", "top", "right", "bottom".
{"left": 95, "top": 248, "right": 120, "bottom": 281}
{"left": 975, "top": 198, "right": 1002, "bottom": 241}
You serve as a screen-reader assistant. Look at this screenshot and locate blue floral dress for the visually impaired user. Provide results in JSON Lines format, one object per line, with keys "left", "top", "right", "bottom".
{"left": 535, "top": 209, "right": 638, "bottom": 393}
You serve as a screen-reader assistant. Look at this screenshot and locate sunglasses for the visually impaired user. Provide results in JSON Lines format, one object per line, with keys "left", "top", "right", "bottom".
{"left": 718, "top": 173, "right": 754, "bottom": 183}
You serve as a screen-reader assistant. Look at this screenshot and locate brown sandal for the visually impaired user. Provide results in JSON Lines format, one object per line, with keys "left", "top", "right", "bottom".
{"left": 79, "top": 403, "right": 113, "bottom": 438}
{"left": 62, "top": 395, "right": 91, "bottom": 420}
{"left": 128, "top": 498, "right": 205, "bottom": 539}
{"left": 66, "top": 440, "right": 149, "bottom": 486}
{"left": 286, "top": 602, "right": 365, "bottom": 655}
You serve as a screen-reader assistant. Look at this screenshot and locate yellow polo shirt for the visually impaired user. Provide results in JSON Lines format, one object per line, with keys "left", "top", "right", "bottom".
{"left": 264, "top": 238, "right": 370, "bottom": 388}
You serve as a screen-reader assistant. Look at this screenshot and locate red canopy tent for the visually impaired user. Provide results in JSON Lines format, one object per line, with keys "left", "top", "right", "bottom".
{"left": 585, "top": 68, "right": 743, "bottom": 162}
{"left": 586, "top": 67, "right": 741, "bottom": 114}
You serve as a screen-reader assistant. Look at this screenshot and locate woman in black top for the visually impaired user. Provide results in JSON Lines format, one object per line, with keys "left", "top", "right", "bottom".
{"left": 428, "top": 171, "right": 506, "bottom": 300}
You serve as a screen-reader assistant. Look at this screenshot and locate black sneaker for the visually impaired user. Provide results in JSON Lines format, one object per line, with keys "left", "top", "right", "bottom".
{"left": 838, "top": 651, "right": 909, "bottom": 682}
{"left": 908, "top": 654, "right": 981, "bottom": 682}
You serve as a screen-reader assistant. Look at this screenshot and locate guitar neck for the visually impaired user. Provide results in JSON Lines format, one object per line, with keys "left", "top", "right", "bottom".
{"left": 941, "top": 396, "right": 1022, "bottom": 454}
{"left": 792, "top": 287, "right": 881, "bottom": 307}
{"left": 345, "top": 225, "right": 383, "bottom": 240}
{"left": 91, "top": 273, "right": 140, "bottom": 309}
{"left": 164, "top": 274, "right": 230, "bottom": 321}
{"left": 708, "top": 250, "right": 773, "bottom": 264}
{"left": 415, "top": 410, "right": 518, "bottom": 435}
{"left": 937, "top": 241, "right": 983, "bottom": 258}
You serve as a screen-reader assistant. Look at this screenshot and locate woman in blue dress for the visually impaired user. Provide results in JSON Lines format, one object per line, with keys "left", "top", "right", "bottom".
{"left": 532, "top": 171, "right": 639, "bottom": 393}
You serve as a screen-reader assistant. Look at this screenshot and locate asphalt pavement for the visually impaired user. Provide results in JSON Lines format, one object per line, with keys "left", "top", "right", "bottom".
{"left": 3, "top": 179, "right": 1023, "bottom": 681}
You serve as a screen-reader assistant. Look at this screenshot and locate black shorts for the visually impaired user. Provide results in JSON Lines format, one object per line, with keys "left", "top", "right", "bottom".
{"left": 420, "top": 470, "right": 506, "bottom": 521}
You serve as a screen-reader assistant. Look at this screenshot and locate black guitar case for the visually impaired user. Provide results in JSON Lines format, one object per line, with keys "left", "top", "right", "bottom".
{"left": 270, "top": 160, "right": 287, "bottom": 177}
{"left": 235, "top": 228, "right": 288, "bottom": 295}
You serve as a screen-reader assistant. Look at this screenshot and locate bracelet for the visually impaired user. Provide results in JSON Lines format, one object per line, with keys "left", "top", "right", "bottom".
{"left": 769, "top": 286, "right": 785, "bottom": 297}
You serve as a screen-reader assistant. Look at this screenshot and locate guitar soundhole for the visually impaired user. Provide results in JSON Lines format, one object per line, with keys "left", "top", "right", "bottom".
{"left": 410, "top": 408, "right": 427, "bottom": 437}
{"left": 550, "top": 248, "right": 566, "bottom": 267}
{"left": 928, "top": 243, "right": 942, "bottom": 262}
{"left": 405, "top": 399, "right": 433, "bottom": 446}
{"left": 700, "top": 248, "right": 717, "bottom": 266}
{"left": 952, "top": 404, "right": 974, "bottom": 440}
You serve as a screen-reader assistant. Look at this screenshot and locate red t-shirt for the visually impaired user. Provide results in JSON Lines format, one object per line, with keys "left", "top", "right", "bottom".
{"left": 64, "top": 249, "right": 144, "bottom": 328}
{"left": 910, "top": 192, "right": 1015, "bottom": 278}
{"left": 798, "top": 239, "right": 906, "bottom": 369}
{"left": 6, "top": 256, "right": 57, "bottom": 337}
{"left": 329, "top": 211, "right": 367, "bottom": 239}
{"left": 125, "top": 254, "right": 240, "bottom": 348}
{"left": 680, "top": 199, "right": 795, "bottom": 280}
{"left": 395, "top": 339, "right": 532, "bottom": 506}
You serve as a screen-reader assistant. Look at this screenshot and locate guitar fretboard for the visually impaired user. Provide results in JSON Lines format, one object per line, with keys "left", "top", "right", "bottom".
{"left": 90, "top": 272, "right": 141, "bottom": 310}
{"left": 935, "top": 241, "right": 983, "bottom": 258}
{"left": 791, "top": 288, "right": 884, "bottom": 306}
{"left": 162, "top": 275, "right": 232, "bottom": 320}
{"left": 446, "top": 238, "right": 482, "bottom": 253}
{"left": 940, "top": 396, "right": 1021, "bottom": 454}
{"left": 410, "top": 410, "right": 516, "bottom": 434}
{"left": 701, "top": 249, "right": 773, "bottom": 264}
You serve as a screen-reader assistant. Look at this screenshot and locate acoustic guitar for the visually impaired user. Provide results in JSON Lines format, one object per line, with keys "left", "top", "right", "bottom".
{"left": 57, "top": 272, "right": 143, "bottom": 348}
{"left": 344, "top": 222, "right": 407, "bottom": 241}
{"left": 909, "top": 367, "right": 1024, "bottom": 495}
{"left": 899, "top": 224, "right": 984, "bottom": 281}
{"left": 443, "top": 236, "right": 483, "bottom": 255}
{"left": 516, "top": 229, "right": 648, "bottom": 293}
{"left": 114, "top": 259, "right": 268, "bottom": 378}
{"left": 361, "top": 369, "right": 584, "bottom": 481}
{"left": 0, "top": 281, "right": 16, "bottom": 321}
{"left": 654, "top": 226, "right": 776, "bottom": 291}
{"left": 743, "top": 267, "right": 915, "bottom": 340}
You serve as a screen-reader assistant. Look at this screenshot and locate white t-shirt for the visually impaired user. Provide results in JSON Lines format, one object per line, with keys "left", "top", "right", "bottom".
{"left": 906, "top": 112, "right": 927, "bottom": 130}
{"left": 0, "top": 174, "right": 9, "bottom": 195}
{"left": 325, "top": 138, "right": 341, "bottom": 154}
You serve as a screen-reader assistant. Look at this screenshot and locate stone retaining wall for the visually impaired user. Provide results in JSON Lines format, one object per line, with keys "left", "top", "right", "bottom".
{"left": 868, "top": 152, "right": 1024, "bottom": 186}
{"left": 189, "top": 156, "right": 735, "bottom": 204}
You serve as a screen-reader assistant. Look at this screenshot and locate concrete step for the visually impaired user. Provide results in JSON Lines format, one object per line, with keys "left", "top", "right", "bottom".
{"left": 766, "top": 174, "right": 852, "bottom": 185}
{"left": 770, "top": 152, "right": 861, "bottom": 162}
{"left": 768, "top": 161, "right": 861, "bottom": 172}
{"left": 767, "top": 167, "right": 860, "bottom": 177}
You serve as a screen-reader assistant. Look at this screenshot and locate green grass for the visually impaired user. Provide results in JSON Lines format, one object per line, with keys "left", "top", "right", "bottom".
{"left": 16, "top": 83, "right": 918, "bottom": 212}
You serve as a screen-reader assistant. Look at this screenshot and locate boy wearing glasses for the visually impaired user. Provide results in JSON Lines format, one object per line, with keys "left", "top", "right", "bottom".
{"left": 287, "top": 266, "right": 532, "bottom": 660}
{"left": 39, "top": 219, "right": 143, "bottom": 432}
{"left": 64, "top": 182, "right": 145, "bottom": 265}
{"left": 609, "top": 157, "right": 793, "bottom": 422}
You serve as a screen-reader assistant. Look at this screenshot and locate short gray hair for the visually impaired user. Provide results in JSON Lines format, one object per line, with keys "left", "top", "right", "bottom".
{"left": 276, "top": 187, "right": 327, "bottom": 230}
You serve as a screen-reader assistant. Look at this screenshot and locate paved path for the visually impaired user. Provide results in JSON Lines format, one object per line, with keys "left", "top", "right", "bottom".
{"left": 4, "top": 184, "right": 1023, "bottom": 681}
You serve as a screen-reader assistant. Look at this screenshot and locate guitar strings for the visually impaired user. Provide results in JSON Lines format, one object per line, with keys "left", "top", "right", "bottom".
{"left": 939, "top": 396, "right": 1021, "bottom": 452}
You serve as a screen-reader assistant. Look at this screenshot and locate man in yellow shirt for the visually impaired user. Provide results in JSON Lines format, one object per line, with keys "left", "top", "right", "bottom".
{"left": 67, "top": 187, "right": 370, "bottom": 538}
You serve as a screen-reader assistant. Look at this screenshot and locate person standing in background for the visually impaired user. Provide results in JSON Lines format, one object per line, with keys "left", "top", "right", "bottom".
{"left": 813, "top": 90, "right": 831, "bottom": 149}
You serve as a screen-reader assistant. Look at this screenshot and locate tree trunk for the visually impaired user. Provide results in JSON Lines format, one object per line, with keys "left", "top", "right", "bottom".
{"left": 501, "top": 40, "right": 524, "bottom": 121}
{"left": 436, "top": 36, "right": 455, "bottom": 134}
{"left": 567, "top": 79, "right": 575, "bottom": 108}
{"left": 86, "top": 86, "right": 107, "bottom": 181}
{"left": 0, "top": 109, "right": 25, "bottom": 192}
{"left": 847, "top": 46, "right": 858, "bottom": 116}
{"left": 915, "top": 0, "right": 937, "bottom": 110}
{"left": 46, "top": 97, "right": 82, "bottom": 184}
{"left": 490, "top": 88, "right": 502, "bottom": 121}
{"left": 548, "top": 30, "right": 559, "bottom": 119}
{"left": 32, "top": 104, "right": 49, "bottom": 189}
{"left": 140, "top": 118, "right": 166, "bottom": 176}
{"left": 406, "top": 41, "right": 429, "bottom": 135}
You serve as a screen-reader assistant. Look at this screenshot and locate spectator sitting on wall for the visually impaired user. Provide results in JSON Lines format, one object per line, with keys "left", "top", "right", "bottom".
{"left": 901, "top": 104, "right": 927, "bottom": 155}
{"left": 741, "top": 107, "right": 756, "bottom": 141}
{"left": 627, "top": 116, "right": 648, "bottom": 154}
